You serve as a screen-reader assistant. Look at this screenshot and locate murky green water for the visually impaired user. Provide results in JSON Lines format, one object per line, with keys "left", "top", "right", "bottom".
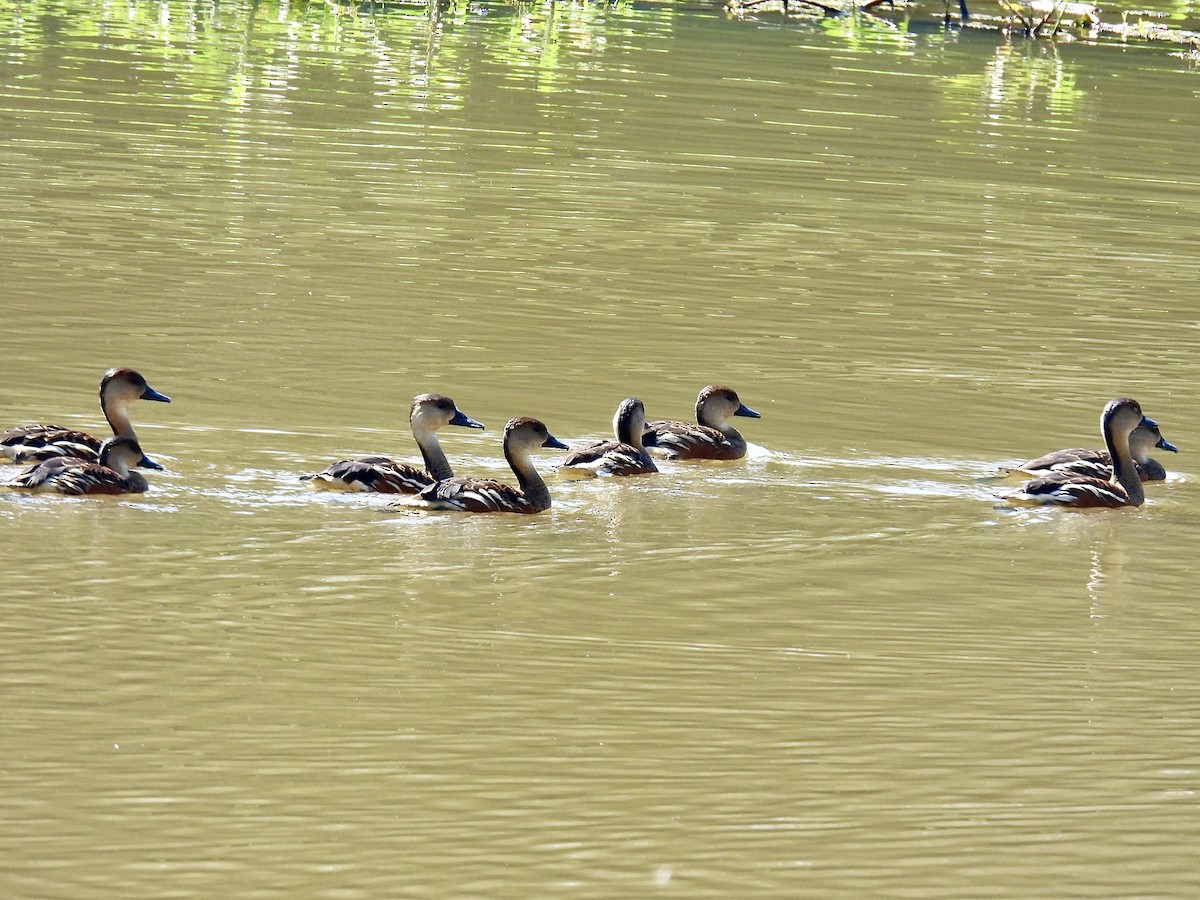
{"left": 3, "top": 0, "right": 1199, "bottom": 895}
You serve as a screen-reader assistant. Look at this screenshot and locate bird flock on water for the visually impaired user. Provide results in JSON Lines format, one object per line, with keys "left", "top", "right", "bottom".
{"left": 1, "top": 368, "right": 1179, "bottom": 512}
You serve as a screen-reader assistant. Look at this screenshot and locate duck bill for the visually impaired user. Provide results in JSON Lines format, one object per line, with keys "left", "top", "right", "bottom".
{"left": 543, "top": 434, "right": 569, "bottom": 451}
{"left": 138, "top": 454, "right": 165, "bottom": 471}
{"left": 735, "top": 403, "right": 761, "bottom": 419}
{"left": 1156, "top": 437, "right": 1179, "bottom": 453}
{"left": 450, "top": 410, "right": 485, "bottom": 430}
{"left": 142, "top": 386, "right": 171, "bottom": 403}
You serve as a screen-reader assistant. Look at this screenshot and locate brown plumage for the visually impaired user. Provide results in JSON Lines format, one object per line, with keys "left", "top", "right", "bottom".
{"left": 558, "top": 397, "right": 658, "bottom": 478}
{"left": 1, "top": 368, "right": 170, "bottom": 469}
{"left": 303, "top": 393, "right": 483, "bottom": 493}
{"left": 1006, "top": 398, "right": 1158, "bottom": 509}
{"left": 642, "top": 385, "right": 760, "bottom": 461}
{"left": 413, "top": 417, "right": 567, "bottom": 514}
{"left": 8, "top": 436, "right": 151, "bottom": 495}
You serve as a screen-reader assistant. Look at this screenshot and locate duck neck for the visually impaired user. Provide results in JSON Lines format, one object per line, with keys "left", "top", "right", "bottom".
{"left": 506, "top": 445, "right": 551, "bottom": 511}
{"left": 1106, "top": 425, "right": 1144, "bottom": 506}
{"left": 413, "top": 429, "right": 452, "bottom": 481}
{"left": 698, "top": 408, "right": 741, "bottom": 443}
{"left": 102, "top": 398, "right": 136, "bottom": 440}
{"left": 98, "top": 449, "right": 133, "bottom": 480}
{"left": 1127, "top": 437, "right": 1164, "bottom": 481}
{"left": 616, "top": 414, "right": 644, "bottom": 451}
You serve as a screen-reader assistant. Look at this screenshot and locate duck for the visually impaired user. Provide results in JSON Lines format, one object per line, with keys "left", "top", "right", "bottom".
{"left": 303, "top": 393, "right": 484, "bottom": 493}
{"left": 7, "top": 436, "right": 152, "bottom": 495}
{"left": 1012, "top": 420, "right": 1178, "bottom": 482}
{"left": 558, "top": 397, "right": 658, "bottom": 478}
{"left": 1006, "top": 398, "right": 1159, "bottom": 509}
{"left": 642, "top": 384, "right": 760, "bottom": 460}
{"left": 411, "top": 417, "right": 567, "bottom": 514}
{"left": 1, "top": 367, "right": 170, "bottom": 469}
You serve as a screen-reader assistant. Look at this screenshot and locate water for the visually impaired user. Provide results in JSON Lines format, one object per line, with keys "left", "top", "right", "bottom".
{"left": 2, "top": 0, "right": 1200, "bottom": 895}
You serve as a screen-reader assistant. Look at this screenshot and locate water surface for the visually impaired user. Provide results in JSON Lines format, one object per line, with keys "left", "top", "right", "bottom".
{"left": 2, "top": 0, "right": 1199, "bottom": 895}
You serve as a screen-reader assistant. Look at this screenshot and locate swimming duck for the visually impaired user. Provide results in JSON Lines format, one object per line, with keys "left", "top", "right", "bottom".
{"left": 642, "top": 385, "right": 760, "bottom": 460}
{"left": 1013, "top": 420, "right": 1178, "bottom": 482}
{"left": 7, "top": 436, "right": 151, "bottom": 495}
{"left": 558, "top": 397, "right": 658, "bottom": 478}
{"left": 303, "top": 393, "right": 484, "bottom": 493}
{"left": 412, "top": 417, "right": 567, "bottom": 514}
{"left": 1006, "top": 398, "right": 1157, "bottom": 509}
{"left": 1, "top": 367, "right": 170, "bottom": 469}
